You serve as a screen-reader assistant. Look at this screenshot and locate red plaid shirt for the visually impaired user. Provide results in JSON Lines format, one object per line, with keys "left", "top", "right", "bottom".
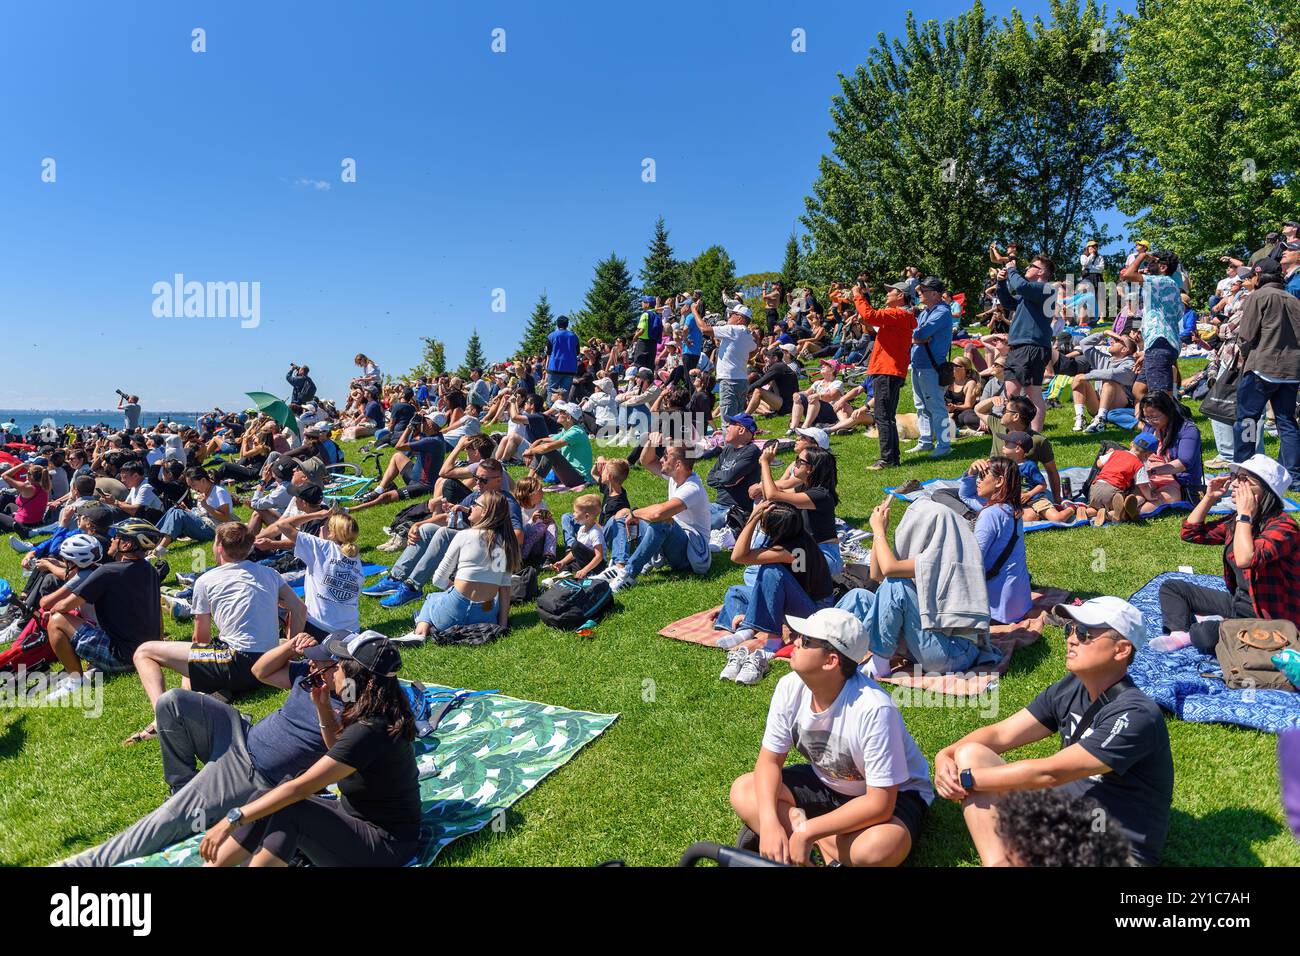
{"left": 1181, "top": 513, "right": 1300, "bottom": 623}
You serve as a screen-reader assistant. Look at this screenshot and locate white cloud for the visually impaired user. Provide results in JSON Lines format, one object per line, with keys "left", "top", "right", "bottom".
{"left": 295, "top": 178, "right": 332, "bottom": 192}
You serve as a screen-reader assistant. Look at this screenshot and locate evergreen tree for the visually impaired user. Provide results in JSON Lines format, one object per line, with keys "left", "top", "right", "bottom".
{"left": 639, "top": 216, "right": 681, "bottom": 300}
{"left": 574, "top": 253, "right": 638, "bottom": 342}
{"left": 780, "top": 229, "right": 801, "bottom": 291}
{"left": 457, "top": 328, "right": 487, "bottom": 378}
{"left": 409, "top": 336, "right": 446, "bottom": 379}
{"left": 689, "top": 245, "right": 738, "bottom": 315}
{"left": 519, "top": 293, "right": 555, "bottom": 359}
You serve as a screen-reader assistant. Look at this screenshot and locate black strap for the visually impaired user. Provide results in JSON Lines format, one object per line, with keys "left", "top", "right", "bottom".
{"left": 985, "top": 516, "right": 1021, "bottom": 580}
{"left": 1066, "top": 686, "right": 1115, "bottom": 747}
{"left": 921, "top": 340, "right": 942, "bottom": 370}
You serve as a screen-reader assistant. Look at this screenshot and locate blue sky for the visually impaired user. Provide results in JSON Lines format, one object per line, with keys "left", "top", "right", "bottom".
{"left": 1, "top": 0, "right": 1125, "bottom": 411}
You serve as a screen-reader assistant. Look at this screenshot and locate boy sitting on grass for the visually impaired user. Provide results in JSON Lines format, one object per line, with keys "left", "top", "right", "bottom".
{"left": 1076, "top": 433, "right": 1158, "bottom": 526}
{"left": 1002, "top": 432, "right": 1078, "bottom": 523}
{"left": 548, "top": 494, "right": 606, "bottom": 582}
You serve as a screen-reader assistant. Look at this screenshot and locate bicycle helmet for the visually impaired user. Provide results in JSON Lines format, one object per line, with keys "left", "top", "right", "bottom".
{"left": 58, "top": 533, "right": 104, "bottom": 568}
{"left": 109, "top": 517, "right": 164, "bottom": 549}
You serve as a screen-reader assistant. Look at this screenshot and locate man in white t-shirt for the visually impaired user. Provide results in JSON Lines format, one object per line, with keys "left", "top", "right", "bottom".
{"left": 129, "top": 522, "right": 305, "bottom": 743}
{"left": 605, "top": 440, "right": 711, "bottom": 593}
{"left": 702, "top": 304, "right": 758, "bottom": 422}
{"left": 729, "top": 608, "right": 933, "bottom": 866}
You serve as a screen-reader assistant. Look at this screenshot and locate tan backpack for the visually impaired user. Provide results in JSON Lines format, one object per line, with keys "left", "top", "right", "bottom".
{"left": 1215, "top": 619, "right": 1300, "bottom": 692}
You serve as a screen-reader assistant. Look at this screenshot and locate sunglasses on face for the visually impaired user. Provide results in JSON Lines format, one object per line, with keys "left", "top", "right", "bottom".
{"left": 475, "top": 471, "right": 501, "bottom": 483}
{"left": 782, "top": 632, "right": 833, "bottom": 652}
{"left": 795, "top": 457, "right": 812, "bottom": 468}
{"left": 1064, "top": 621, "right": 1117, "bottom": 645}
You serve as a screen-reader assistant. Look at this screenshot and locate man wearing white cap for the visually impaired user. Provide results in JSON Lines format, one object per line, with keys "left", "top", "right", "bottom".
{"left": 522, "top": 402, "right": 592, "bottom": 490}
{"left": 729, "top": 608, "right": 933, "bottom": 866}
{"left": 934, "top": 596, "right": 1174, "bottom": 866}
{"left": 701, "top": 303, "right": 757, "bottom": 423}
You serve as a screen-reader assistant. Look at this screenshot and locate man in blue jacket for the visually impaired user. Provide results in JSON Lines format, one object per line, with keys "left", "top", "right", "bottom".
{"left": 997, "top": 255, "right": 1058, "bottom": 432}
{"left": 545, "top": 315, "right": 580, "bottom": 400}
{"left": 908, "top": 277, "right": 954, "bottom": 459}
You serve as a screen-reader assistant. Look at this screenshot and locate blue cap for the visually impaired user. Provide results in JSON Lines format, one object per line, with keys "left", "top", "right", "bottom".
{"left": 1133, "top": 431, "right": 1158, "bottom": 451}
{"left": 726, "top": 413, "right": 757, "bottom": 433}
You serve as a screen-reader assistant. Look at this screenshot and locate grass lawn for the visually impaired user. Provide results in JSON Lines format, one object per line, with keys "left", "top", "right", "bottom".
{"left": 1, "top": 358, "right": 1296, "bottom": 867}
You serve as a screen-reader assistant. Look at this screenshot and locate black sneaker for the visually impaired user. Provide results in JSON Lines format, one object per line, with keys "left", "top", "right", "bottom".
{"left": 866, "top": 459, "right": 893, "bottom": 471}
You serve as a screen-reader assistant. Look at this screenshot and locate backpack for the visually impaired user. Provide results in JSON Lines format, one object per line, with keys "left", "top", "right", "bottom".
{"left": 536, "top": 578, "right": 614, "bottom": 630}
{"left": 511, "top": 566, "right": 539, "bottom": 603}
{"left": 1215, "top": 619, "right": 1300, "bottom": 691}
{"left": 0, "top": 615, "right": 57, "bottom": 674}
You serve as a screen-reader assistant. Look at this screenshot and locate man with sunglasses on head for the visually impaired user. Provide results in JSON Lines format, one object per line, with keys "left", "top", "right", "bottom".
{"left": 934, "top": 597, "right": 1173, "bottom": 866}
{"left": 59, "top": 631, "right": 346, "bottom": 867}
{"left": 729, "top": 608, "right": 933, "bottom": 867}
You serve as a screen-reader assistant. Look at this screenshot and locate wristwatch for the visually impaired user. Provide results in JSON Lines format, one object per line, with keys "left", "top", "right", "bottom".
{"left": 1235, "top": 513, "right": 1253, "bottom": 523}
{"left": 959, "top": 768, "right": 976, "bottom": 792}
{"left": 226, "top": 807, "right": 244, "bottom": 825}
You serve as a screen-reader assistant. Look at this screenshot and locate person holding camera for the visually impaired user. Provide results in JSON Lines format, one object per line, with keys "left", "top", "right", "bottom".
{"left": 199, "top": 631, "right": 420, "bottom": 867}
{"left": 287, "top": 363, "right": 317, "bottom": 405}
{"left": 116, "top": 391, "right": 141, "bottom": 432}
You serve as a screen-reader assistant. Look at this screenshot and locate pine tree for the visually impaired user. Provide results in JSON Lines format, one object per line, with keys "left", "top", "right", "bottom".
{"left": 519, "top": 293, "right": 555, "bottom": 359}
{"left": 689, "top": 245, "right": 738, "bottom": 315}
{"left": 409, "top": 336, "right": 446, "bottom": 379}
{"left": 457, "top": 329, "right": 487, "bottom": 378}
{"left": 780, "top": 229, "right": 801, "bottom": 291}
{"left": 639, "top": 216, "right": 681, "bottom": 300}
{"left": 574, "top": 253, "right": 638, "bottom": 342}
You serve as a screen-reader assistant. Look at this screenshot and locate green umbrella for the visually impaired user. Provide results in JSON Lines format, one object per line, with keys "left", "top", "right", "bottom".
{"left": 246, "top": 391, "right": 300, "bottom": 436}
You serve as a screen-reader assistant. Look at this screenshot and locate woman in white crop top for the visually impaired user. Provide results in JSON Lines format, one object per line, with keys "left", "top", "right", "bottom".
{"left": 406, "top": 490, "right": 520, "bottom": 638}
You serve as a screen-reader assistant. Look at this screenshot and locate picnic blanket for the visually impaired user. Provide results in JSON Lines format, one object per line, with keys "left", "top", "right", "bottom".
{"left": 658, "top": 587, "right": 1070, "bottom": 698}
{"left": 1127, "top": 571, "right": 1300, "bottom": 733}
{"left": 117, "top": 684, "right": 618, "bottom": 866}
{"left": 886, "top": 466, "right": 1299, "bottom": 532}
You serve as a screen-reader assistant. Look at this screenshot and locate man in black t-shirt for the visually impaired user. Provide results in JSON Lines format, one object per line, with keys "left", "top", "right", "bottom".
{"left": 703, "top": 414, "right": 762, "bottom": 531}
{"left": 934, "top": 596, "right": 1173, "bottom": 866}
{"left": 43, "top": 518, "right": 164, "bottom": 700}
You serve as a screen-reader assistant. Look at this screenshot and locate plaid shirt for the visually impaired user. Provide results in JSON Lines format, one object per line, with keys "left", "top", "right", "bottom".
{"left": 1181, "top": 512, "right": 1300, "bottom": 622}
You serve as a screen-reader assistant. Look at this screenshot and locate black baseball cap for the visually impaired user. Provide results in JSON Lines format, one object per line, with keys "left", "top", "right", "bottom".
{"left": 305, "top": 629, "right": 403, "bottom": 677}
{"left": 917, "top": 276, "right": 946, "bottom": 294}
{"left": 273, "top": 459, "right": 297, "bottom": 481}
{"left": 289, "top": 482, "right": 324, "bottom": 506}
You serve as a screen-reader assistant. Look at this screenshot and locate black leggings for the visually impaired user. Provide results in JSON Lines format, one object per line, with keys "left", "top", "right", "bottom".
{"left": 210, "top": 460, "right": 262, "bottom": 483}
{"left": 0, "top": 511, "right": 42, "bottom": 538}
{"left": 1158, "top": 578, "right": 1254, "bottom": 651}
{"left": 233, "top": 793, "right": 417, "bottom": 867}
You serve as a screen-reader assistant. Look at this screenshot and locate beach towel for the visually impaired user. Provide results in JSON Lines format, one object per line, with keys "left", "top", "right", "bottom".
{"left": 659, "top": 605, "right": 734, "bottom": 648}
{"left": 117, "top": 684, "right": 618, "bottom": 866}
{"left": 887, "top": 466, "right": 1300, "bottom": 532}
{"left": 1127, "top": 571, "right": 1300, "bottom": 733}
{"left": 877, "top": 587, "right": 1069, "bottom": 697}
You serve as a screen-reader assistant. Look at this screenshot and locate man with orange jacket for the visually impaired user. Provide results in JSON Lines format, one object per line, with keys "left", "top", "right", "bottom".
{"left": 853, "top": 280, "right": 917, "bottom": 470}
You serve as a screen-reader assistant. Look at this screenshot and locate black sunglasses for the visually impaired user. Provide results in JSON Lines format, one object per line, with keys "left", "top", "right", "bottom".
{"left": 1064, "top": 620, "right": 1117, "bottom": 645}
{"left": 782, "top": 632, "right": 833, "bottom": 651}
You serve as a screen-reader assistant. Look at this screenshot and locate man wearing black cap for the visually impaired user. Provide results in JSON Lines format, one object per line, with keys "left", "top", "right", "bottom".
{"left": 996, "top": 254, "right": 1057, "bottom": 432}
{"left": 59, "top": 632, "right": 347, "bottom": 867}
{"left": 1234, "top": 257, "right": 1300, "bottom": 478}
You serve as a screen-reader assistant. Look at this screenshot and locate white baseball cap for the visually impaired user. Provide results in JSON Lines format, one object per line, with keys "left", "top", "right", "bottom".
{"left": 1230, "top": 454, "right": 1292, "bottom": 501}
{"left": 794, "top": 426, "right": 830, "bottom": 450}
{"left": 785, "top": 608, "right": 871, "bottom": 663}
{"left": 1053, "top": 597, "right": 1148, "bottom": 649}
{"left": 728, "top": 303, "right": 752, "bottom": 319}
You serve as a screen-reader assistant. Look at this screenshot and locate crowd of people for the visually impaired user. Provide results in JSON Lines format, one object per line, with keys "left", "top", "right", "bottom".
{"left": 3, "top": 221, "right": 1299, "bottom": 869}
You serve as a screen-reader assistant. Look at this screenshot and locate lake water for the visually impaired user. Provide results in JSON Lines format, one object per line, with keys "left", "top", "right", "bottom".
{"left": 0, "top": 409, "right": 204, "bottom": 433}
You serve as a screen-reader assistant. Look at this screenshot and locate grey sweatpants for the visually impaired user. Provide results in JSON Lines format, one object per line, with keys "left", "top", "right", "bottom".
{"left": 59, "top": 688, "right": 274, "bottom": 867}
{"left": 392, "top": 523, "right": 458, "bottom": 588}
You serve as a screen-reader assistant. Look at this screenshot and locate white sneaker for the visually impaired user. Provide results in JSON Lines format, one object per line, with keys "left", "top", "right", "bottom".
{"left": 389, "top": 631, "right": 426, "bottom": 645}
{"left": 44, "top": 672, "right": 88, "bottom": 702}
{"left": 1072, "top": 415, "right": 1086, "bottom": 432}
{"left": 594, "top": 565, "right": 622, "bottom": 583}
{"left": 719, "top": 647, "right": 750, "bottom": 681}
{"left": 376, "top": 532, "right": 405, "bottom": 552}
{"left": 735, "top": 649, "right": 773, "bottom": 686}
{"left": 905, "top": 442, "right": 934, "bottom": 455}
{"left": 8, "top": 535, "right": 34, "bottom": 554}
{"left": 0, "top": 619, "right": 22, "bottom": 645}
{"left": 151, "top": 546, "right": 169, "bottom": 559}
{"left": 608, "top": 567, "right": 637, "bottom": 593}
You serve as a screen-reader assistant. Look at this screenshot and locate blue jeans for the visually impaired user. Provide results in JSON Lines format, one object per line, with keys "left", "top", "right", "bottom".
{"left": 910, "top": 366, "right": 951, "bottom": 452}
{"left": 1235, "top": 372, "right": 1300, "bottom": 475}
{"left": 624, "top": 520, "right": 699, "bottom": 578}
{"left": 835, "top": 579, "right": 1001, "bottom": 674}
{"left": 718, "top": 564, "right": 826, "bottom": 635}
{"left": 1211, "top": 417, "right": 1263, "bottom": 460}
{"left": 415, "top": 588, "right": 498, "bottom": 631}
{"left": 159, "top": 508, "right": 216, "bottom": 543}
{"left": 708, "top": 502, "right": 732, "bottom": 531}
{"left": 546, "top": 372, "right": 574, "bottom": 398}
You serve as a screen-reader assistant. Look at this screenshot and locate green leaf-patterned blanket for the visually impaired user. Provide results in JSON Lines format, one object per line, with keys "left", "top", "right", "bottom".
{"left": 118, "top": 686, "right": 618, "bottom": 867}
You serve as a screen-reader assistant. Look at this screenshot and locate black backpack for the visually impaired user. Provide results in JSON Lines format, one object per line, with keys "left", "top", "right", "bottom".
{"left": 511, "top": 566, "right": 539, "bottom": 603}
{"left": 536, "top": 578, "right": 614, "bottom": 630}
